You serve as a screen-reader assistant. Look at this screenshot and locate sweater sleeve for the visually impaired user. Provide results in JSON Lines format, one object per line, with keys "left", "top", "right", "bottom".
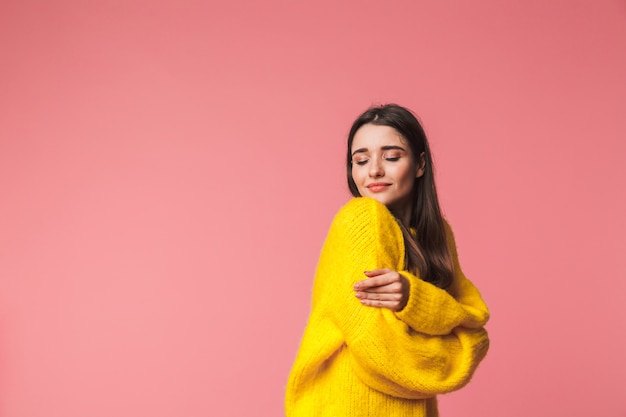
{"left": 313, "top": 197, "right": 489, "bottom": 399}
{"left": 394, "top": 221, "right": 490, "bottom": 336}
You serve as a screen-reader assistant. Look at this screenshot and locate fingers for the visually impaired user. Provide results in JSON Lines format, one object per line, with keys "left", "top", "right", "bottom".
{"left": 356, "top": 293, "right": 406, "bottom": 312}
{"left": 360, "top": 281, "right": 403, "bottom": 293}
{"left": 363, "top": 268, "right": 391, "bottom": 277}
{"left": 353, "top": 269, "right": 410, "bottom": 312}
{"left": 354, "top": 270, "right": 398, "bottom": 291}
{"left": 355, "top": 290, "right": 403, "bottom": 302}
{"left": 357, "top": 298, "right": 404, "bottom": 311}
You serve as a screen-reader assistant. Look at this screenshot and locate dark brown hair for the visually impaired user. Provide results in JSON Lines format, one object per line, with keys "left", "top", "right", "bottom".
{"left": 346, "top": 104, "right": 454, "bottom": 288}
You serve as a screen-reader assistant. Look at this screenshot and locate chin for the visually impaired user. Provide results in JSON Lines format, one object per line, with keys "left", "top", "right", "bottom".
{"left": 367, "top": 195, "right": 392, "bottom": 207}
{"left": 358, "top": 190, "right": 395, "bottom": 208}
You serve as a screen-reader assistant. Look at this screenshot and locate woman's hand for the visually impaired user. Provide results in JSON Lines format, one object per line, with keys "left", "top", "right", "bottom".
{"left": 353, "top": 268, "right": 410, "bottom": 312}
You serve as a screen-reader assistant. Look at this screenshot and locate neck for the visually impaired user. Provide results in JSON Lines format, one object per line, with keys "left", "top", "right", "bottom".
{"left": 389, "top": 206, "right": 412, "bottom": 228}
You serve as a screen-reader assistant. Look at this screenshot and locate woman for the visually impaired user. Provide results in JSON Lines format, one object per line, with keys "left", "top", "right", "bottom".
{"left": 286, "top": 104, "right": 490, "bottom": 416}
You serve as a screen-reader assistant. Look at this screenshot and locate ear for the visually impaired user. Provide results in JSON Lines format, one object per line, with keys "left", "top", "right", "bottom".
{"left": 415, "top": 152, "right": 426, "bottom": 178}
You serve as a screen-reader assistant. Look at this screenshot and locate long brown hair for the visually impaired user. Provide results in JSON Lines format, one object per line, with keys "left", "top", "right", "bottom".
{"left": 346, "top": 104, "right": 454, "bottom": 288}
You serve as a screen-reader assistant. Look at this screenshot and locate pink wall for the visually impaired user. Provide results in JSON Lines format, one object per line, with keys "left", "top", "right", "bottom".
{"left": 1, "top": 0, "right": 625, "bottom": 416}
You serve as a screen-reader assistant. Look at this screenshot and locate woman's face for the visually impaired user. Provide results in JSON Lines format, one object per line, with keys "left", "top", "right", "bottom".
{"left": 351, "top": 124, "right": 424, "bottom": 222}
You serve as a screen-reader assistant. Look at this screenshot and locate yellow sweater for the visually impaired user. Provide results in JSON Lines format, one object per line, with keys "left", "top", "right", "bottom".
{"left": 285, "top": 197, "right": 490, "bottom": 417}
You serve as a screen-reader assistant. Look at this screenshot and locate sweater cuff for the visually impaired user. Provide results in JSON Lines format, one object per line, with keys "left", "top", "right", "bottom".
{"left": 395, "top": 271, "right": 464, "bottom": 336}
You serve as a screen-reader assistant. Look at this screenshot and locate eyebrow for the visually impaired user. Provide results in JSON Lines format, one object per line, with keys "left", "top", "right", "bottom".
{"left": 351, "top": 145, "right": 407, "bottom": 157}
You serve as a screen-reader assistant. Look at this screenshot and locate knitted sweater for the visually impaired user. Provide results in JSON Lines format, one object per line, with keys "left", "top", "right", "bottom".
{"left": 285, "top": 197, "right": 490, "bottom": 417}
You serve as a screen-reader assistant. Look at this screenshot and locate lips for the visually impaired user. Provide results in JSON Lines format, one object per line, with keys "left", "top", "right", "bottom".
{"left": 366, "top": 182, "right": 391, "bottom": 192}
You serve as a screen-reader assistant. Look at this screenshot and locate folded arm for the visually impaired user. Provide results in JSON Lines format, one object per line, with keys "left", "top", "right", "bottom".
{"left": 313, "top": 198, "right": 490, "bottom": 399}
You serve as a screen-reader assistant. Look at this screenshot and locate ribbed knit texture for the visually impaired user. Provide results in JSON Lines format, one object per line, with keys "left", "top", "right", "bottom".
{"left": 285, "top": 197, "right": 490, "bottom": 417}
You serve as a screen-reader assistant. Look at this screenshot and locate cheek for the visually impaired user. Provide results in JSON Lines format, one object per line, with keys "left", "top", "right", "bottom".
{"left": 397, "top": 165, "right": 416, "bottom": 187}
{"left": 351, "top": 166, "right": 364, "bottom": 184}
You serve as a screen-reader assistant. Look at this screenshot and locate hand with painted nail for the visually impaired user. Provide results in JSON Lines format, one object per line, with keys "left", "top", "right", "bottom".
{"left": 353, "top": 268, "right": 410, "bottom": 312}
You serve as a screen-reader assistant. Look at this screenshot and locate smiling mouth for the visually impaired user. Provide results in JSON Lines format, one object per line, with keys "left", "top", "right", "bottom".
{"left": 367, "top": 183, "right": 391, "bottom": 192}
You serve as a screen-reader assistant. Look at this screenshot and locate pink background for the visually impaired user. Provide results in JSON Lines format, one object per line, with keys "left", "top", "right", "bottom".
{"left": 1, "top": 0, "right": 625, "bottom": 416}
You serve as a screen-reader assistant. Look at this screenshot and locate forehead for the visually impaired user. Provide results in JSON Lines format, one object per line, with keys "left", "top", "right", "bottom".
{"left": 352, "top": 124, "right": 407, "bottom": 150}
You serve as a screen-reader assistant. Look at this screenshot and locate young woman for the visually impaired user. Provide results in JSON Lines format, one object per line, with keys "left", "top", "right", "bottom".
{"left": 285, "top": 104, "right": 490, "bottom": 417}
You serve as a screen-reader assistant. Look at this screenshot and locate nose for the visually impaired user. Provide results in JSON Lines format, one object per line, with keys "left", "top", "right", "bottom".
{"left": 369, "top": 158, "right": 384, "bottom": 178}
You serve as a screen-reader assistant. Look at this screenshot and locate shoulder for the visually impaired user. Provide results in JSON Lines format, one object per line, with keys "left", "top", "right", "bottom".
{"left": 328, "top": 197, "right": 403, "bottom": 246}
{"left": 331, "top": 197, "right": 397, "bottom": 230}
